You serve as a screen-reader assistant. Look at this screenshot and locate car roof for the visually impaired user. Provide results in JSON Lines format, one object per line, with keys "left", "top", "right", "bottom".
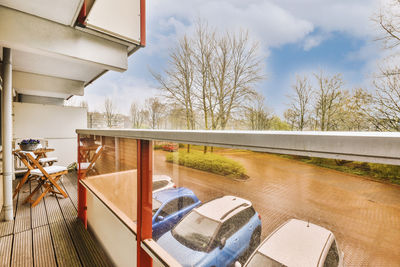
{"left": 195, "top": 196, "right": 251, "bottom": 222}
{"left": 153, "top": 175, "right": 172, "bottom": 182}
{"left": 153, "top": 187, "right": 195, "bottom": 203}
{"left": 257, "top": 219, "right": 333, "bottom": 266}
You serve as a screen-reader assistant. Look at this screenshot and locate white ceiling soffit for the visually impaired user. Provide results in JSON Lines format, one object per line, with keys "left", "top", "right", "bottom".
{"left": 85, "top": 0, "right": 141, "bottom": 44}
{"left": 0, "top": 6, "right": 128, "bottom": 72}
{"left": 12, "top": 71, "right": 85, "bottom": 98}
{"left": 0, "top": 0, "right": 83, "bottom": 26}
{"left": 10, "top": 49, "right": 103, "bottom": 82}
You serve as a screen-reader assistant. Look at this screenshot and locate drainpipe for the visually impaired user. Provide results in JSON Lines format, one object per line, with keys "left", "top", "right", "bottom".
{"left": 2, "top": 47, "right": 13, "bottom": 221}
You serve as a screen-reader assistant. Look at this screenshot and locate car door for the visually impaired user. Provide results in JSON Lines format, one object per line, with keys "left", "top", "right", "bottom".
{"left": 155, "top": 197, "right": 181, "bottom": 236}
{"left": 215, "top": 217, "right": 241, "bottom": 266}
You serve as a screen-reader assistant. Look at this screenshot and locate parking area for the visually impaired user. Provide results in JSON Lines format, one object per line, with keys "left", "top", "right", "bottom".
{"left": 154, "top": 150, "right": 400, "bottom": 266}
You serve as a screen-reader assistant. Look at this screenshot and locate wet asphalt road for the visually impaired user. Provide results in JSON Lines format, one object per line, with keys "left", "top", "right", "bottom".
{"left": 154, "top": 150, "right": 400, "bottom": 266}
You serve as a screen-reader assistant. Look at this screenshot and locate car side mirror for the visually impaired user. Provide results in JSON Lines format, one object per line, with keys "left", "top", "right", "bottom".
{"left": 219, "top": 237, "right": 227, "bottom": 249}
{"left": 234, "top": 262, "right": 242, "bottom": 267}
{"left": 156, "top": 215, "right": 164, "bottom": 222}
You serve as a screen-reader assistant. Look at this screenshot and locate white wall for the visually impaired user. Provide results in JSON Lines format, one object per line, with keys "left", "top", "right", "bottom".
{"left": 86, "top": 0, "right": 141, "bottom": 43}
{"left": 87, "top": 191, "right": 137, "bottom": 267}
{"left": 13, "top": 102, "right": 86, "bottom": 166}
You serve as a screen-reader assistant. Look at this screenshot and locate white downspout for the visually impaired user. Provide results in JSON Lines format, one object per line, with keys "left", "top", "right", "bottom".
{"left": 2, "top": 47, "right": 13, "bottom": 221}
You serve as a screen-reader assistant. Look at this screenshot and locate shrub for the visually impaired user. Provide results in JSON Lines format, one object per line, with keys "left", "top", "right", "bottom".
{"left": 153, "top": 144, "right": 164, "bottom": 150}
{"left": 166, "top": 151, "right": 248, "bottom": 179}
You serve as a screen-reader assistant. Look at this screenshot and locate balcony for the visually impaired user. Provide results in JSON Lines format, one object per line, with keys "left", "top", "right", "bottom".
{"left": 75, "top": 129, "right": 400, "bottom": 267}
{"left": 0, "top": 171, "right": 112, "bottom": 266}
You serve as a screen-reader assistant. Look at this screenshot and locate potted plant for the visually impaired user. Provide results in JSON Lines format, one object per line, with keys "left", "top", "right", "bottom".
{"left": 19, "top": 139, "right": 40, "bottom": 151}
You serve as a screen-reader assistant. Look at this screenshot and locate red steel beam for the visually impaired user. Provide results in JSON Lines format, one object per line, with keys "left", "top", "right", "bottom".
{"left": 77, "top": 134, "right": 87, "bottom": 228}
{"left": 137, "top": 139, "right": 153, "bottom": 267}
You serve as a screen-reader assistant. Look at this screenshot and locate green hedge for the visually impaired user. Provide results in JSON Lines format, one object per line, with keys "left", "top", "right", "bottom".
{"left": 281, "top": 155, "right": 400, "bottom": 185}
{"left": 166, "top": 151, "right": 248, "bottom": 179}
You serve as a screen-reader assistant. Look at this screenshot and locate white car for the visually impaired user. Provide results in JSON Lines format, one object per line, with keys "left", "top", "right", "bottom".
{"left": 153, "top": 175, "right": 175, "bottom": 193}
{"left": 236, "top": 219, "right": 344, "bottom": 267}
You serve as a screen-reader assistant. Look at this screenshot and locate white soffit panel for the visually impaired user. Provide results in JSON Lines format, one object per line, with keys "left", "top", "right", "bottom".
{"left": 12, "top": 71, "right": 85, "bottom": 98}
{"left": 11, "top": 49, "right": 103, "bottom": 82}
{"left": 0, "top": 0, "right": 83, "bottom": 25}
{"left": 85, "top": 0, "right": 141, "bottom": 44}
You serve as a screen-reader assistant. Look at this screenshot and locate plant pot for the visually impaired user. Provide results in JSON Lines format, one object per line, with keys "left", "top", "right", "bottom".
{"left": 19, "top": 143, "right": 38, "bottom": 151}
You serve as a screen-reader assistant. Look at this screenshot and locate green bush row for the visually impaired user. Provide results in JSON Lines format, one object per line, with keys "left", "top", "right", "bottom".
{"left": 284, "top": 155, "right": 400, "bottom": 185}
{"left": 166, "top": 151, "right": 248, "bottom": 179}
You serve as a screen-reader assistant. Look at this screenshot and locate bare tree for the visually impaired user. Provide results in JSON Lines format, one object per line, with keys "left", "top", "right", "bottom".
{"left": 313, "top": 71, "right": 344, "bottom": 131}
{"left": 152, "top": 35, "right": 196, "bottom": 131}
{"left": 287, "top": 75, "right": 313, "bottom": 130}
{"left": 193, "top": 21, "right": 215, "bottom": 131}
{"left": 374, "top": 0, "right": 400, "bottom": 49}
{"left": 372, "top": 70, "right": 400, "bottom": 131}
{"left": 284, "top": 109, "right": 297, "bottom": 130}
{"left": 104, "top": 97, "right": 117, "bottom": 128}
{"left": 153, "top": 23, "right": 264, "bottom": 133}
{"left": 167, "top": 104, "right": 187, "bottom": 130}
{"left": 211, "top": 31, "right": 264, "bottom": 129}
{"left": 145, "top": 97, "right": 166, "bottom": 129}
{"left": 130, "top": 102, "right": 147, "bottom": 128}
{"left": 244, "top": 94, "right": 272, "bottom": 130}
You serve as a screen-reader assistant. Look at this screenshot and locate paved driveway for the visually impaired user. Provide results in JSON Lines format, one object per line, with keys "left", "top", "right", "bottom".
{"left": 154, "top": 150, "right": 400, "bottom": 266}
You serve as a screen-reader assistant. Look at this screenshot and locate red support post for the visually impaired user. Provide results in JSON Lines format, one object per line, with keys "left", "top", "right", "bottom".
{"left": 77, "top": 134, "right": 87, "bottom": 228}
{"left": 137, "top": 140, "right": 153, "bottom": 267}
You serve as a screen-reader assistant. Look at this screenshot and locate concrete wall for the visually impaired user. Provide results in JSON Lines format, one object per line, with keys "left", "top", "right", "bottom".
{"left": 13, "top": 102, "right": 87, "bottom": 166}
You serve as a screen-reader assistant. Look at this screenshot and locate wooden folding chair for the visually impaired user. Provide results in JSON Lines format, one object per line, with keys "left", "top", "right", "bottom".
{"left": 24, "top": 153, "right": 68, "bottom": 207}
{"left": 79, "top": 145, "right": 104, "bottom": 178}
{"left": 13, "top": 151, "right": 36, "bottom": 198}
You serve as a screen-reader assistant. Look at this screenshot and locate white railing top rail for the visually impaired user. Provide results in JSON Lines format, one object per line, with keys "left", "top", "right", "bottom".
{"left": 76, "top": 129, "right": 400, "bottom": 165}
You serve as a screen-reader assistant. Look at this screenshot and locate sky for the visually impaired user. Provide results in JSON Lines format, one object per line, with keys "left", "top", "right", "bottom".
{"left": 71, "top": 0, "right": 388, "bottom": 117}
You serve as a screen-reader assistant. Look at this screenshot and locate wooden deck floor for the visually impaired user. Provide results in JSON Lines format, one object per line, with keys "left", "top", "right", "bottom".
{"left": 0, "top": 172, "right": 113, "bottom": 267}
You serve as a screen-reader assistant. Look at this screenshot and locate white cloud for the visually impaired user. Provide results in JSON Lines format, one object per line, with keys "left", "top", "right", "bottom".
{"left": 72, "top": 74, "right": 160, "bottom": 115}
{"left": 303, "top": 34, "right": 329, "bottom": 51}
{"left": 78, "top": 0, "right": 387, "bottom": 116}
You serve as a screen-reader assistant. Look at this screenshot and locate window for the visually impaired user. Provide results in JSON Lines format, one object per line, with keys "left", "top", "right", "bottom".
{"left": 158, "top": 196, "right": 196, "bottom": 217}
{"left": 172, "top": 211, "right": 220, "bottom": 252}
{"left": 158, "top": 198, "right": 180, "bottom": 217}
{"left": 153, "top": 180, "right": 169, "bottom": 191}
{"left": 153, "top": 199, "right": 163, "bottom": 216}
{"left": 231, "top": 207, "right": 256, "bottom": 230}
{"left": 247, "top": 252, "right": 286, "bottom": 267}
{"left": 324, "top": 240, "right": 339, "bottom": 267}
{"left": 181, "top": 196, "right": 195, "bottom": 207}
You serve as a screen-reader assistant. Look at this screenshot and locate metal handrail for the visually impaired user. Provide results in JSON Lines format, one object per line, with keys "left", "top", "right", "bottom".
{"left": 76, "top": 129, "right": 400, "bottom": 165}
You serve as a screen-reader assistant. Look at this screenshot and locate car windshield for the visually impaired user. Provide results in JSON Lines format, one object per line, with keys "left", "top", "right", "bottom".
{"left": 153, "top": 180, "right": 169, "bottom": 191}
{"left": 153, "top": 199, "right": 163, "bottom": 216}
{"left": 247, "top": 252, "right": 286, "bottom": 267}
{"left": 172, "top": 211, "right": 219, "bottom": 252}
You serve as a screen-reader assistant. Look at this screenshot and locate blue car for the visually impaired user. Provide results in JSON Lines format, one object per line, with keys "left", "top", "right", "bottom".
{"left": 157, "top": 196, "right": 262, "bottom": 267}
{"left": 152, "top": 187, "right": 201, "bottom": 240}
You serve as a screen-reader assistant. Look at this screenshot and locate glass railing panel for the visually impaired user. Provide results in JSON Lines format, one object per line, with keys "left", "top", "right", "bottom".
{"left": 78, "top": 134, "right": 138, "bottom": 224}
{"left": 151, "top": 142, "right": 400, "bottom": 267}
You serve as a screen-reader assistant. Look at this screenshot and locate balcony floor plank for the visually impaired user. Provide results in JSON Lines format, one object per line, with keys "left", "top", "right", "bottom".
{"left": 31, "top": 185, "right": 49, "bottom": 229}
{"left": 0, "top": 234, "right": 13, "bottom": 267}
{"left": 0, "top": 172, "right": 112, "bottom": 267}
{"left": 61, "top": 176, "right": 78, "bottom": 210}
{"left": 11, "top": 229, "right": 33, "bottom": 267}
{"left": 13, "top": 183, "right": 31, "bottom": 234}
{"left": 33, "top": 225, "right": 57, "bottom": 267}
{"left": 49, "top": 221, "right": 81, "bottom": 267}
